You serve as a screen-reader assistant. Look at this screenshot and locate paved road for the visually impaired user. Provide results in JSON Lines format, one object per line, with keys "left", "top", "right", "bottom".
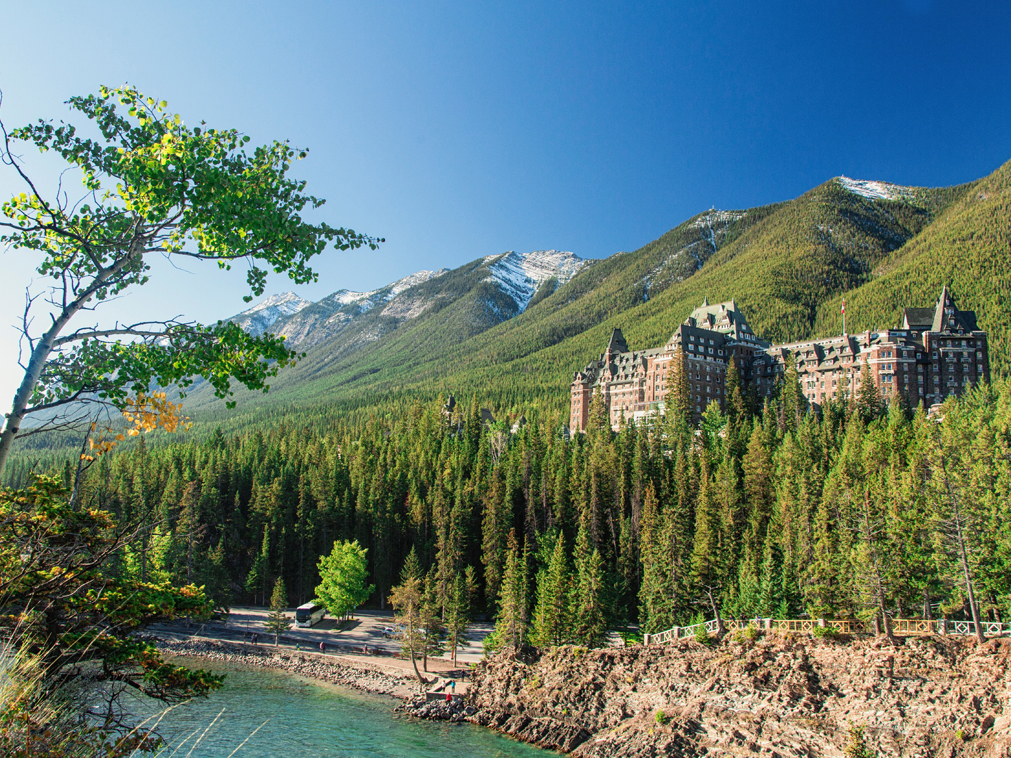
{"left": 188, "top": 606, "right": 494, "bottom": 666}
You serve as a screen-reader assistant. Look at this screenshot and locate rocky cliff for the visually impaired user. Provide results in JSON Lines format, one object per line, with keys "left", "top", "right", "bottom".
{"left": 467, "top": 634, "right": 1011, "bottom": 757}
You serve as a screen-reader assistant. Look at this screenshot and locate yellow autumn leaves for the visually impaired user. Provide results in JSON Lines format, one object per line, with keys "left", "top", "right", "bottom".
{"left": 82, "top": 392, "right": 191, "bottom": 461}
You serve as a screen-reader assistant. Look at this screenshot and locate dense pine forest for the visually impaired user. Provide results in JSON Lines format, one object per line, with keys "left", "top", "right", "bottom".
{"left": 16, "top": 370, "right": 1011, "bottom": 646}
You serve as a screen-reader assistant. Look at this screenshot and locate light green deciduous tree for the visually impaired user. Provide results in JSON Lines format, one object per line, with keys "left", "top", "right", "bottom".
{"left": 0, "top": 85, "right": 382, "bottom": 478}
{"left": 314, "top": 539, "right": 375, "bottom": 621}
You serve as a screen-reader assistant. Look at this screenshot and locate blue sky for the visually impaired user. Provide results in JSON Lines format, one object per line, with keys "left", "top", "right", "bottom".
{"left": 1, "top": 1, "right": 1010, "bottom": 401}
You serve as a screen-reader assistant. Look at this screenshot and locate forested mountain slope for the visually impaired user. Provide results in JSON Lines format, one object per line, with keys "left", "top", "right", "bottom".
{"left": 812, "top": 158, "right": 1011, "bottom": 374}
{"left": 185, "top": 163, "right": 1000, "bottom": 425}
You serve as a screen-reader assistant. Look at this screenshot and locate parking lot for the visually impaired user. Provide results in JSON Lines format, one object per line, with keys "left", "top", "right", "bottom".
{"left": 207, "top": 607, "right": 493, "bottom": 665}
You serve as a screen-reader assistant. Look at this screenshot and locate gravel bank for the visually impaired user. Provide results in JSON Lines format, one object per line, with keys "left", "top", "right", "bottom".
{"left": 158, "top": 637, "right": 423, "bottom": 700}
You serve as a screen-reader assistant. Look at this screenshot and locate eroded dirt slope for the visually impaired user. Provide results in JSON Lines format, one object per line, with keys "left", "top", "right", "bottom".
{"left": 468, "top": 634, "right": 1011, "bottom": 757}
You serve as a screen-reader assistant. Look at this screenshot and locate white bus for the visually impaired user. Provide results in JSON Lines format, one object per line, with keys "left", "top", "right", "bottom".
{"left": 295, "top": 602, "right": 326, "bottom": 628}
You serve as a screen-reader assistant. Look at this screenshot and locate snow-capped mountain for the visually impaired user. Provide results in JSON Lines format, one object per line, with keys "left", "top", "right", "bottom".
{"left": 837, "top": 176, "right": 913, "bottom": 202}
{"left": 483, "top": 250, "right": 586, "bottom": 311}
{"left": 230, "top": 292, "right": 311, "bottom": 336}
{"left": 268, "top": 269, "right": 451, "bottom": 349}
{"left": 227, "top": 251, "right": 589, "bottom": 359}
{"left": 325, "top": 269, "right": 449, "bottom": 316}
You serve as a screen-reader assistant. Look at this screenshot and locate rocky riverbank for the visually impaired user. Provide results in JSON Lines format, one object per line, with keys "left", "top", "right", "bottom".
{"left": 158, "top": 637, "right": 423, "bottom": 700}
{"left": 466, "top": 633, "right": 1011, "bottom": 757}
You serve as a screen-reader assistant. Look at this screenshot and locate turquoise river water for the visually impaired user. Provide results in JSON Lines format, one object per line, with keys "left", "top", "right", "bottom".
{"left": 140, "top": 659, "right": 547, "bottom": 757}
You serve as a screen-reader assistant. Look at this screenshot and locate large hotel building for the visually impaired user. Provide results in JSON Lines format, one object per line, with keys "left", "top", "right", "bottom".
{"left": 570, "top": 287, "right": 989, "bottom": 431}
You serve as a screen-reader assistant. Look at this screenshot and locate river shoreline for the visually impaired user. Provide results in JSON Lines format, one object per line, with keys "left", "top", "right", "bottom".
{"left": 158, "top": 637, "right": 425, "bottom": 701}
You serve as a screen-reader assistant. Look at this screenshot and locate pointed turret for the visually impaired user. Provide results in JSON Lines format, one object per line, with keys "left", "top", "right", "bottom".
{"left": 931, "top": 285, "right": 952, "bottom": 333}
{"left": 605, "top": 327, "right": 629, "bottom": 356}
{"left": 931, "top": 286, "right": 975, "bottom": 333}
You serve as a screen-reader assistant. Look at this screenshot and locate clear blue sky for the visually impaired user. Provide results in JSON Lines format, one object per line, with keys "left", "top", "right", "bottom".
{"left": 1, "top": 1, "right": 1010, "bottom": 401}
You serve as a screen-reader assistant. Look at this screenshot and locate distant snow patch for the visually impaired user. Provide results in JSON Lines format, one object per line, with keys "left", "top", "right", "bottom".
{"left": 381, "top": 296, "right": 431, "bottom": 321}
{"left": 692, "top": 210, "right": 745, "bottom": 228}
{"left": 484, "top": 250, "right": 586, "bottom": 312}
{"left": 837, "top": 177, "right": 913, "bottom": 202}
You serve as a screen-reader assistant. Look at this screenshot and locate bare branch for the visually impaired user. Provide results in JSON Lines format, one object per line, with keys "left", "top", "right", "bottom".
{"left": 23, "top": 390, "right": 116, "bottom": 419}
{"left": 52, "top": 318, "right": 193, "bottom": 347}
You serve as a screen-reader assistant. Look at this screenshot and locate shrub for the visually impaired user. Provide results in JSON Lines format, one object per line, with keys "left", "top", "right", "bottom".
{"left": 693, "top": 625, "right": 711, "bottom": 645}
{"left": 813, "top": 625, "right": 842, "bottom": 639}
{"left": 655, "top": 709, "right": 669, "bottom": 726}
{"left": 845, "top": 724, "right": 876, "bottom": 758}
{"left": 619, "top": 629, "right": 644, "bottom": 645}
{"left": 744, "top": 624, "right": 760, "bottom": 641}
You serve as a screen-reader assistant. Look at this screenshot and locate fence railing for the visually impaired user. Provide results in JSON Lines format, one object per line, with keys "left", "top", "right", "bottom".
{"left": 892, "top": 618, "right": 932, "bottom": 636}
{"left": 642, "top": 617, "right": 1011, "bottom": 645}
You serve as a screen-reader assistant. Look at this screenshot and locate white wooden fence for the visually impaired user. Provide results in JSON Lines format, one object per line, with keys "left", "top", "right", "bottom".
{"left": 642, "top": 617, "right": 1011, "bottom": 644}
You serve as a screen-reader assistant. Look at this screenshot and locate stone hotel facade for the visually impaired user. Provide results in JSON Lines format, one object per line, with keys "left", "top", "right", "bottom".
{"left": 570, "top": 287, "right": 989, "bottom": 431}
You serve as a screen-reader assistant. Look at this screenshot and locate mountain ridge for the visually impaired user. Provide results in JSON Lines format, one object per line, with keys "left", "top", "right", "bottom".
{"left": 189, "top": 163, "right": 1006, "bottom": 425}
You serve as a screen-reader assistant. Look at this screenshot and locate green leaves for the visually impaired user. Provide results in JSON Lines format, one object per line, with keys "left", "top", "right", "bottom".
{"left": 31, "top": 321, "right": 297, "bottom": 414}
{"left": 0, "top": 85, "right": 383, "bottom": 450}
{"left": 0, "top": 474, "right": 222, "bottom": 714}
{"left": 315, "top": 540, "right": 374, "bottom": 619}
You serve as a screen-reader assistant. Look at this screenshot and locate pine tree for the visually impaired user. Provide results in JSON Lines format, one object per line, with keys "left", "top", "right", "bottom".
{"left": 389, "top": 577, "right": 427, "bottom": 684}
{"left": 481, "top": 468, "right": 508, "bottom": 612}
{"left": 690, "top": 455, "right": 720, "bottom": 590}
{"left": 742, "top": 425, "right": 774, "bottom": 576}
{"left": 856, "top": 363, "right": 882, "bottom": 424}
{"left": 928, "top": 397, "right": 990, "bottom": 643}
{"left": 245, "top": 524, "right": 271, "bottom": 606}
{"left": 667, "top": 348, "right": 691, "bottom": 422}
{"left": 492, "top": 530, "right": 529, "bottom": 651}
{"left": 725, "top": 354, "right": 746, "bottom": 428}
{"left": 401, "top": 545, "right": 423, "bottom": 583}
{"left": 445, "top": 571, "right": 473, "bottom": 666}
{"left": 419, "top": 568, "right": 446, "bottom": 671}
{"left": 264, "top": 577, "right": 291, "bottom": 647}
{"left": 530, "top": 531, "right": 571, "bottom": 647}
{"left": 779, "top": 359, "right": 807, "bottom": 434}
{"left": 586, "top": 387, "right": 610, "bottom": 438}
{"left": 572, "top": 520, "right": 608, "bottom": 647}
{"left": 638, "top": 483, "right": 673, "bottom": 633}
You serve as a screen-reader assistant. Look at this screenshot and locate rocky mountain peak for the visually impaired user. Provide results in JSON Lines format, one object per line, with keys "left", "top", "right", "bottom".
{"left": 230, "top": 291, "right": 311, "bottom": 336}
{"left": 482, "top": 250, "right": 586, "bottom": 312}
